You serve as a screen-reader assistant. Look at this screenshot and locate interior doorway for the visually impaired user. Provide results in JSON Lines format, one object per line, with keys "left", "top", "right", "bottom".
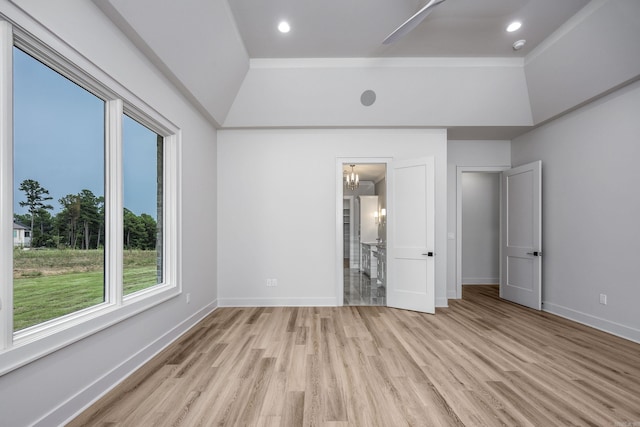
{"left": 338, "top": 161, "right": 387, "bottom": 306}
{"left": 456, "top": 166, "right": 510, "bottom": 299}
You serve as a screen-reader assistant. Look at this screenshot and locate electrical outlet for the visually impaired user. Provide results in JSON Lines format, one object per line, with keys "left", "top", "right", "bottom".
{"left": 186, "top": 293, "right": 191, "bottom": 304}
{"left": 266, "top": 279, "right": 278, "bottom": 287}
{"left": 599, "top": 294, "right": 607, "bottom": 305}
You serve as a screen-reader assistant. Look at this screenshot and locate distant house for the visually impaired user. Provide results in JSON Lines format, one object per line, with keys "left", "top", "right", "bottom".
{"left": 13, "top": 222, "right": 31, "bottom": 247}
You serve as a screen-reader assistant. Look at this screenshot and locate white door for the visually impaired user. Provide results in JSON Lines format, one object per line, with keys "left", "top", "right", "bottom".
{"left": 501, "top": 161, "right": 542, "bottom": 310}
{"left": 388, "top": 157, "right": 435, "bottom": 313}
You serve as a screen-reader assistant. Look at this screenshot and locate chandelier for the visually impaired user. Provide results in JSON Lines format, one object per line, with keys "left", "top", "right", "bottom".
{"left": 345, "top": 164, "right": 360, "bottom": 190}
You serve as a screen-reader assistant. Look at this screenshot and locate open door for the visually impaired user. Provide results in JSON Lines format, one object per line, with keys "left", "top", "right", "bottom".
{"left": 387, "top": 157, "right": 435, "bottom": 313}
{"left": 501, "top": 161, "right": 542, "bottom": 310}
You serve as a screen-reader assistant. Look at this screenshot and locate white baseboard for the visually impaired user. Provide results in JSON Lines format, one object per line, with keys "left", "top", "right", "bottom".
{"left": 436, "top": 297, "right": 449, "bottom": 308}
{"left": 462, "top": 277, "right": 499, "bottom": 285}
{"left": 543, "top": 301, "right": 640, "bottom": 344}
{"left": 221, "top": 297, "right": 448, "bottom": 309}
{"left": 219, "top": 297, "right": 337, "bottom": 307}
{"left": 46, "top": 301, "right": 218, "bottom": 427}
{"left": 447, "top": 289, "right": 459, "bottom": 300}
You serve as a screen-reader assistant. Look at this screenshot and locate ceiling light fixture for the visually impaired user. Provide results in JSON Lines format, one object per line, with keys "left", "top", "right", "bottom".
{"left": 278, "top": 21, "right": 290, "bottom": 33}
{"left": 345, "top": 165, "right": 360, "bottom": 190}
{"left": 506, "top": 21, "right": 522, "bottom": 32}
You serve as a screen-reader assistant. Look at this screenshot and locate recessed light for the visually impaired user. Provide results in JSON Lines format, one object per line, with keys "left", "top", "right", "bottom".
{"left": 506, "top": 21, "right": 522, "bottom": 32}
{"left": 278, "top": 21, "right": 290, "bottom": 33}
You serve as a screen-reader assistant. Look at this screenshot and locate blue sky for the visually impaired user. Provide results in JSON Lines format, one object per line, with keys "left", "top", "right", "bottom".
{"left": 13, "top": 47, "right": 159, "bottom": 219}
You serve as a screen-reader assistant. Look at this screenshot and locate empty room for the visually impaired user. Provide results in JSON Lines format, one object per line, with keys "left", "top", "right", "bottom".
{"left": 0, "top": 0, "right": 639, "bottom": 425}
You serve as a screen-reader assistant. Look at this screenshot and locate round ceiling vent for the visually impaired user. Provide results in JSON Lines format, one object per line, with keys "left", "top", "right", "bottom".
{"left": 360, "top": 90, "right": 376, "bottom": 107}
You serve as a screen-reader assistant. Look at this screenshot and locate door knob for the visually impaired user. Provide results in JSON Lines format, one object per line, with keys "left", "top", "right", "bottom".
{"left": 422, "top": 252, "right": 434, "bottom": 257}
{"left": 526, "top": 251, "right": 542, "bottom": 256}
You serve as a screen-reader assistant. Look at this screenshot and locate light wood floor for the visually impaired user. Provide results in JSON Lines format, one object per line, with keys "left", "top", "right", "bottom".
{"left": 69, "top": 286, "right": 640, "bottom": 426}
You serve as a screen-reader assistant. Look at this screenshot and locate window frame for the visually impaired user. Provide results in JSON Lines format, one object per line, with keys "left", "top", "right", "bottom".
{"left": 121, "top": 112, "right": 166, "bottom": 295}
{"left": 0, "top": 19, "right": 182, "bottom": 375}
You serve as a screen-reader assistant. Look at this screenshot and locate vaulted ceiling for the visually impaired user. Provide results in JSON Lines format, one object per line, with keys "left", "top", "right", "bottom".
{"left": 96, "top": 0, "right": 640, "bottom": 139}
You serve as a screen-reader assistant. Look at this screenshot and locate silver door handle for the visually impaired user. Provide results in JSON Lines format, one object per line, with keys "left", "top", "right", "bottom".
{"left": 526, "top": 251, "right": 542, "bottom": 256}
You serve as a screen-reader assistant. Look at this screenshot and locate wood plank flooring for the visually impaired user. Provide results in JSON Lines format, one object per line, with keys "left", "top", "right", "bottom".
{"left": 69, "top": 286, "right": 640, "bottom": 426}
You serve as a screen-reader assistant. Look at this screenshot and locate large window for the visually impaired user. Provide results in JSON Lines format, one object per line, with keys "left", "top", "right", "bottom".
{"left": 123, "top": 114, "right": 164, "bottom": 295}
{"left": 0, "top": 22, "right": 180, "bottom": 373}
{"left": 13, "top": 47, "right": 106, "bottom": 331}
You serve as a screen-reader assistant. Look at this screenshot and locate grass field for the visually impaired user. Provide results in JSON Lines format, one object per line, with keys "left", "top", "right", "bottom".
{"left": 13, "top": 248, "right": 159, "bottom": 331}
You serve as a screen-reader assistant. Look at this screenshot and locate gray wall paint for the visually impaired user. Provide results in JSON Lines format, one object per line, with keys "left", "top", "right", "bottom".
{"left": 461, "top": 173, "right": 500, "bottom": 284}
{"left": 99, "top": 0, "right": 250, "bottom": 126}
{"left": 525, "top": 0, "right": 640, "bottom": 124}
{"left": 511, "top": 79, "right": 640, "bottom": 342}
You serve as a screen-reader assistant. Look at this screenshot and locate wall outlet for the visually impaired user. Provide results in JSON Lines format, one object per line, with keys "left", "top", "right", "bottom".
{"left": 599, "top": 293, "right": 607, "bottom": 305}
{"left": 186, "top": 293, "right": 191, "bottom": 304}
{"left": 266, "top": 279, "right": 278, "bottom": 287}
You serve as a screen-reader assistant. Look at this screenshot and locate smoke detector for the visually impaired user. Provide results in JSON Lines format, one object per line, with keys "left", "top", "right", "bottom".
{"left": 512, "top": 39, "right": 526, "bottom": 50}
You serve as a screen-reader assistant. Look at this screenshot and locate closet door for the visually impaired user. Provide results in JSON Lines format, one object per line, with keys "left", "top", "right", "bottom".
{"left": 501, "top": 161, "right": 542, "bottom": 310}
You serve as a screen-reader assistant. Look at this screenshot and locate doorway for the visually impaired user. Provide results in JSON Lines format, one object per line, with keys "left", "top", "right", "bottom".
{"left": 338, "top": 161, "right": 387, "bottom": 306}
{"left": 456, "top": 166, "right": 509, "bottom": 299}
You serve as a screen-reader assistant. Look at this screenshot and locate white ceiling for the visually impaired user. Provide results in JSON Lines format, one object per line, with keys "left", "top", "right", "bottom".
{"left": 228, "top": 0, "right": 591, "bottom": 59}
{"left": 97, "top": 0, "right": 631, "bottom": 141}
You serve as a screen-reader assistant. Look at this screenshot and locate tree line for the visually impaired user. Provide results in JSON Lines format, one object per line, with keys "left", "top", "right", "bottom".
{"left": 15, "top": 179, "right": 158, "bottom": 250}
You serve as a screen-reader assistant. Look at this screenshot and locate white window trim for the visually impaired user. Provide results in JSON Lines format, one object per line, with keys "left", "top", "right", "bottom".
{"left": 0, "top": 20, "right": 14, "bottom": 352}
{"left": 0, "top": 16, "right": 182, "bottom": 376}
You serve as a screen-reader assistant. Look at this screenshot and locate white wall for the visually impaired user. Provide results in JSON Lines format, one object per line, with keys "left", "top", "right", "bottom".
{"left": 461, "top": 173, "right": 500, "bottom": 284}
{"left": 0, "top": 1, "right": 218, "bottom": 425}
{"left": 511, "top": 79, "right": 640, "bottom": 343}
{"left": 224, "top": 58, "right": 533, "bottom": 128}
{"left": 217, "top": 129, "right": 448, "bottom": 307}
{"left": 447, "top": 141, "right": 511, "bottom": 299}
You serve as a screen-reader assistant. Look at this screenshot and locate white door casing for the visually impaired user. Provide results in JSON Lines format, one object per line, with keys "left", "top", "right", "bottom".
{"left": 501, "top": 161, "right": 542, "bottom": 310}
{"left": 387, "top": 157, "right": 435, "bottom": 313}
{"left": 456, "top": 166, "right": 510, "bottom": 299}
{"left": 335, "top": 157, "right": 391, "bottom": 306}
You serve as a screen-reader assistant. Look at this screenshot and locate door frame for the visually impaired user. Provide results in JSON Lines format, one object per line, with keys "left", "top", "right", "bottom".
{"left": 335, "top": 157, "right": 392, "bottom": 306}
{"left": 343, "top": 195, "right": 355, "bottom": 267}
{"left": 456, "top": 166, "right": 510, "bottom": 299}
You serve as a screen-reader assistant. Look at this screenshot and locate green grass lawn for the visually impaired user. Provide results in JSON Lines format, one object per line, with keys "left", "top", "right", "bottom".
{"left": 13, "top": 249, "right": 159, "bottom": 331}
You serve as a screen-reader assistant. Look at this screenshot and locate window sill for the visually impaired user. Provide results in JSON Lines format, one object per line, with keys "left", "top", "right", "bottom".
{"left": 0, "top": 284, "right": 180, "bottom": 376}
